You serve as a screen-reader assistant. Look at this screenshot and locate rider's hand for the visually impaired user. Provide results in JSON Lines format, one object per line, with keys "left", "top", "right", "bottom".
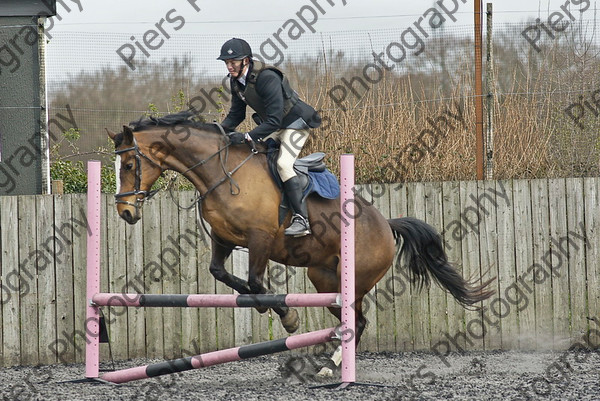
{"left": 227, "top": 131, "right": 251, "bottom": 145}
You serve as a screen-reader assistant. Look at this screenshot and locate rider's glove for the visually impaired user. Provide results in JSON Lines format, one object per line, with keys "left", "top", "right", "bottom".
{"left": 227, "top": 132, "right": 252, "bottom": 145}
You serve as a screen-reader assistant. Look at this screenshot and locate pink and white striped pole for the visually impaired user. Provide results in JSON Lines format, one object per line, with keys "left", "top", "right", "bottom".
{"left": 340, "top": 154, "right": 356, "bottom": 385}
{"left": 100, "top": 327, "right": 337, "bottom": 384}
{"left": 85, "top": 161, "right": 101, "bottom": 378}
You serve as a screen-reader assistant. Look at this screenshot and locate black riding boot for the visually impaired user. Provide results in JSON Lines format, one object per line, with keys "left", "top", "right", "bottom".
{"left": 283, "top": 176, "right": 311, "bottom": 237}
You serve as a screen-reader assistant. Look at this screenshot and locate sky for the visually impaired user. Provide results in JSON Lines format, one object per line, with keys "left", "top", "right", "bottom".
{"left": 49, "top": 0, "right": 597, "bottom": 34}
{"left": 42, "top": 0, "right": 598, "bottom": 82}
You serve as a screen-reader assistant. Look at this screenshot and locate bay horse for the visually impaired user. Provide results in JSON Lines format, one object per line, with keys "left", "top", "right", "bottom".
{"left": 107, "top": 111, "right": 494, "bottom": 361}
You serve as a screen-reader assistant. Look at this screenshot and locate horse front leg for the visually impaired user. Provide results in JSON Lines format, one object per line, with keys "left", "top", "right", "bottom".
{"left": 247, "top": 230, "right": 299, "bottom": 334}
{"left": 208, "top": 232, "right": 253, "bottom": 295}
{"left": 208, "top": 231, "right": 294, "bottom": 326}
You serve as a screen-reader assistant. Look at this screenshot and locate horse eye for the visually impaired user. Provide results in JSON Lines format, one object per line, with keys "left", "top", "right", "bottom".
{"left": 124, "top": 163, "right": 134, "bottom": 171}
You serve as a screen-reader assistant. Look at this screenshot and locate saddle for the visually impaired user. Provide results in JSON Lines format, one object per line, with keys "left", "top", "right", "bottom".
{"left": 265, "top": 142, "right": 340, "bottom": 226}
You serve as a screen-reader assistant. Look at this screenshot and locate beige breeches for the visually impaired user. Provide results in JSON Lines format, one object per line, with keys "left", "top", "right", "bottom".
{"left": 265, "top": 128, "right": 309, "bottom": 182}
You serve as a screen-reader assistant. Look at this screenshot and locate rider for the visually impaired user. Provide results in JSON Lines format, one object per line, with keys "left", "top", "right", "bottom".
{"left": 218, "top": 38, "right": 321, "bottom": 237}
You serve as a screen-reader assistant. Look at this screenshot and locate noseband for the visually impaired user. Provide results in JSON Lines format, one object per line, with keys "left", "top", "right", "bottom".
{"left": 114, "top": 136, "right": 162, "bottom": 214}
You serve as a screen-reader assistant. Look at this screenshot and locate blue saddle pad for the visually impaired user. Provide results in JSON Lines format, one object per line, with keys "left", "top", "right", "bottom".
{"left": 304, "top": 169, "right": 340, "bottom": 199}
{"left": 264, "top": 140, "right": 340, "bottom": 225}
{"left": 265, "top": 139, "right": 339, "bottom": 201}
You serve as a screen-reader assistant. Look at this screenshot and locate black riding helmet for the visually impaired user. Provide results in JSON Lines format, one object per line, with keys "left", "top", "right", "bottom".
{"left": 217, "top": 38, "right": 253, "bottom": 60}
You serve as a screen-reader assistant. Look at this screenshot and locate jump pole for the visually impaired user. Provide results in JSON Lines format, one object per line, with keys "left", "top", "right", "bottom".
{"left": 102, "top": 327, "right": 337, "bottom": 384}
{"left": 92, "top": 293, "right": 340, "bottom": 308}
{"left": 84, "top": 155, "right": 357, "bottom": 385}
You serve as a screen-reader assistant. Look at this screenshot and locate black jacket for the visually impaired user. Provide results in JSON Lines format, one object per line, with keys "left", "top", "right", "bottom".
{"left": 221, "top": 63, "right": 321, "bottom": 141}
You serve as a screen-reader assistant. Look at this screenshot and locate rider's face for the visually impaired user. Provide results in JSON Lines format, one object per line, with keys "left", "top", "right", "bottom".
{"left": 225, "top": 59, "right": 247, "bottom": 78}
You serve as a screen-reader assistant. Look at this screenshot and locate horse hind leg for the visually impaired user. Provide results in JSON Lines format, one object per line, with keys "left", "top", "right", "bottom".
{"left": 315, "top": 298, "right": 367, "bottom": 376}
{"left": 250, "top": 263, "right": 300, "bottom": 334}
{"left": 306, "top": 266, "right": 367, "bottom": 377}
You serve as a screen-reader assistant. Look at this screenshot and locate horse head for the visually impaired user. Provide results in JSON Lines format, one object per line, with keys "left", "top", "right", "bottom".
{"left": 107, "top": 125, "right": 164, "bottom": 224}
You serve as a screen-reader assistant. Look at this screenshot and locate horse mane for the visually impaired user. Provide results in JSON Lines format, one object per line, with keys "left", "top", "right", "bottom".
{"left": 129, "top": 109, "right": 220, "bottom": 133}
{"left": 112, "top": 109, "right": 224, "bottom": 148}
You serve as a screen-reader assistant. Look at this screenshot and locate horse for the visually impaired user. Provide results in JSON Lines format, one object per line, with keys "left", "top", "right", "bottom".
{"left": 107, "top": 110, "right": 494, "bottom": 367}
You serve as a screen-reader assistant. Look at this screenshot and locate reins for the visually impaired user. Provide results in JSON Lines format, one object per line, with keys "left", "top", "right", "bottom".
{"left": 166, "top": 123, "right": 260, "bottom": 209}
{"left": 195, "top": 124, "right": 261, "bottom": 250}
{"left": 115, "top": 122, "right": 262, "bottom": 249}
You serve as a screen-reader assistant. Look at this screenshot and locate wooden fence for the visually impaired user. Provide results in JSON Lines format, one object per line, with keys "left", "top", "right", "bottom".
{"left": 1, "top": 178, "right": 599, "bottom": 367}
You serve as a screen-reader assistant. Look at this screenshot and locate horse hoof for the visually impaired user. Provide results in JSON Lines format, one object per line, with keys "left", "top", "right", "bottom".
{"left": 281, "top": 308, "right": 299, "bottom": 333}
{"left": 316, "top": 367, "right": 333, "bottom": 377}
{"left": 255, "top": 306, "right": 268, "bottom": 314}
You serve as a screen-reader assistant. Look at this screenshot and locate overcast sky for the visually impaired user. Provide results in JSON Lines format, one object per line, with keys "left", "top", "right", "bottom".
{"left": 41, "top": 0, "right": 597, "bottom": 83}
{"left": 50, "top": 0, "right": 598, "bottom": 34}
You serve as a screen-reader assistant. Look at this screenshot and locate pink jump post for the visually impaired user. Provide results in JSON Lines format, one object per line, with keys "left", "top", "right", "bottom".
{"left": 84, "top": 155, "right": 357, "bottom": 386}
{"left": 85, "top": 160, "right": 101, "bottom": 379}
{"left": 339, "top": 154, "right": 356, "bottom": 386}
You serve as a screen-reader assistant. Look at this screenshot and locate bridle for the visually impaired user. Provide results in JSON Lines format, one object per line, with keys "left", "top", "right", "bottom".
{"left": 114, "top": 136, "right": 163, "bottom": 215}
{"left": 113, "top": 124, "right": 260, "bottom": 216}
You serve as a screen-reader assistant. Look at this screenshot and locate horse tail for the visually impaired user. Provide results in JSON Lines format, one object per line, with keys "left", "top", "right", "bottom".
{"left": 388, "top": 217, "right": 495, "bottom": 307}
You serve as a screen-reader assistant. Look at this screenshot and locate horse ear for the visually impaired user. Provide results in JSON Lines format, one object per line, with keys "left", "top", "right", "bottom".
{"left": 122, "top": 125, "right": 134, "bottom": 145}
{"left": 106, "top": 128, "right": 117, "bottom": 141}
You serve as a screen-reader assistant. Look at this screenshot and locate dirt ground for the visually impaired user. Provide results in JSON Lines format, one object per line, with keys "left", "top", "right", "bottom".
{"left": 1, "top": 349, "right": 598, "bottom": 401}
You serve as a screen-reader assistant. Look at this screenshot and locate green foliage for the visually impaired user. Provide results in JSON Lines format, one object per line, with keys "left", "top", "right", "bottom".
{"left": 50, "top": 127, "right": 115, "bottom": 193}
{"left": 63, "top": 127, "right": 81, "bottom": 142}
{"left": 51, "top": 159, "right": 117, "bottom": 194}
{"left": 101, "top": 161, "right": 117, "bottom": 193}
{"left": 170, "top": 89, "right": 186, "bottom": 112}
{"left": 50, "top": 159, "right": 88, "bottom": 193}
{"left": 212, "top": 86, "right": 227, "bottom": 114}
{"left": 50, "top": 94, "right": 199, "bottom": 193}
{"left": 145, "top": 103, "right": 160, "bottom": 117}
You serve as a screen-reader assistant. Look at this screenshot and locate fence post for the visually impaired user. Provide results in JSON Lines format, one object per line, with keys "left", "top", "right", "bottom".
{"left": 486, "top": 2, "right": 494, "bottom": 180}
{"left": 474, "top": 0, "right": 484, "bottom": 179}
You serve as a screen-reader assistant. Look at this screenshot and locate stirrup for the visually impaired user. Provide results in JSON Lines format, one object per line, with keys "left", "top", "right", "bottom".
{"left": 284, "top": 214, "right": 311, "bottom": 237}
